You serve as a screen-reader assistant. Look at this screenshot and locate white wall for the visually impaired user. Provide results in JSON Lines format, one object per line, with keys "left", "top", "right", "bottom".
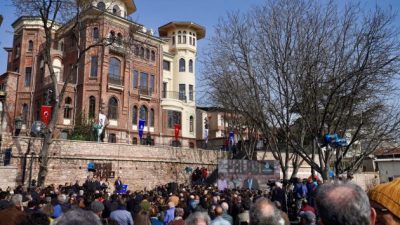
{"left": 376, "top": 159, "right": 400, "bottom": 182}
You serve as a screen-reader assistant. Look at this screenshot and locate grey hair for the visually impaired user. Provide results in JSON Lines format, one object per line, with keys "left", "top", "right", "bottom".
{"left": 221, "top": 202, "right": 229, "bottom": 211}
{"left": 250, "top": 197, "right": 283, "bottom": 225}
{"left": 185, "top": 212, "right": 212, "bottom": 225}
{"left": 53, "top": 208, "right": 102, "bottom": 225}
{"left": 315, "top": 182, "right": 371, "bottom": 225}
{"left": 11, "top": 194, "right": 23, "bottom": 206}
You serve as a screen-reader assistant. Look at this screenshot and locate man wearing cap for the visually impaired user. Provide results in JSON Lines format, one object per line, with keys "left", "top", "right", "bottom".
{"left": 368, "top": 178, "right": 400, "bottom": 225}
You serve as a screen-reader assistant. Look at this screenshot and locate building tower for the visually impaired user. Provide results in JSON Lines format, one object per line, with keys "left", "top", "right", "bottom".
{"left": 158, "top": 22, "right": 206, "bottom": 147}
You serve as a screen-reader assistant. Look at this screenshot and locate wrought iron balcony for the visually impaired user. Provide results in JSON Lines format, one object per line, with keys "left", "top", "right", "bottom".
{"left": 162, "top": 91, "right": 187, "bottom": 102}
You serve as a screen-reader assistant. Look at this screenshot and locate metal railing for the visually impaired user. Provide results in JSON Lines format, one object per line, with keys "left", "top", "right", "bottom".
{"left": 162, "top": 91, "right": 187, "bottom": 102}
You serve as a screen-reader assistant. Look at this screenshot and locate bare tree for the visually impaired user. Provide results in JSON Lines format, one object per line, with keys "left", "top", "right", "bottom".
{"left": 12, "top": 0, "right": 122, "bottom": 186}
{"left": 202, "top": 0, "right": 400, "bottom": 180}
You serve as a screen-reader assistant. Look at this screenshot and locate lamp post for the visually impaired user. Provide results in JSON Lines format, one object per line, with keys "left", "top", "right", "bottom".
{"left": 28, "top": 151, "right": 35, "bottom": 191}
{"left": 15, "top": 116, "right": 23, "bottom": 136}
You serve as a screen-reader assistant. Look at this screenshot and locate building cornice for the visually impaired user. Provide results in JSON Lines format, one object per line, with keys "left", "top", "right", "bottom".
{"left": 158, "top": 21, "right": 206, "bottom": 40}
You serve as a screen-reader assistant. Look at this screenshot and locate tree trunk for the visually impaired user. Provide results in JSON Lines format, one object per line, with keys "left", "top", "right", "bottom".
{"left": 282, "top": 166, "right": 289, "bottom": 180}
{"left": 321, "top": 165, "right": 329, "bottom": 182}
{"left": 37, "top": 135, "right": 51, "bottom": 186}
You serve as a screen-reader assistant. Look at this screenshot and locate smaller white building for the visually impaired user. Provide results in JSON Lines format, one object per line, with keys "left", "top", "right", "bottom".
{"left": 374, "top": 148, "right": 400, "bottom": 183}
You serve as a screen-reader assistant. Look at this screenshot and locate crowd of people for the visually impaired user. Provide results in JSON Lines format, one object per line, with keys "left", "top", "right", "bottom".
{"left": 0, "top": 174, "right": 399, "bottom": 225}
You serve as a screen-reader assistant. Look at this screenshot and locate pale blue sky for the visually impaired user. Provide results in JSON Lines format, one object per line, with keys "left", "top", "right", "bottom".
{"left": 0, "top": 0, "right": 399, "bottom": 90}
{"left": 0, "top": 0, "right": 266, "bottom": 72}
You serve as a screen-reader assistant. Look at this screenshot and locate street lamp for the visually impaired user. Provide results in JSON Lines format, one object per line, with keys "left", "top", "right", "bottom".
{"left": 15, "top": 116, "right": 23, "bottom": 136}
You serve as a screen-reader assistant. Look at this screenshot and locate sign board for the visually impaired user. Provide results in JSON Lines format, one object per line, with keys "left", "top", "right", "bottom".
{"left": 218, "top": 160, "right": 280, "bottom": 190}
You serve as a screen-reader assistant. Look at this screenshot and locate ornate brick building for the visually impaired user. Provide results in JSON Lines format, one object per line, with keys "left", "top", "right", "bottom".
{"left": 0, "top": 0, "right": 205, "bottom": 147}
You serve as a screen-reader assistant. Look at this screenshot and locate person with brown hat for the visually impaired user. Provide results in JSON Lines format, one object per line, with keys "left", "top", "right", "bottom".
{"left": 368, "top": 178, "right": 400, "bottom": 225}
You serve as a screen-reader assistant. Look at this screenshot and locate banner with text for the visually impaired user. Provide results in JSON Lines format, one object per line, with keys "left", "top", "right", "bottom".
{"left": 218, "top": 160, "right": 280, "bottom": 190}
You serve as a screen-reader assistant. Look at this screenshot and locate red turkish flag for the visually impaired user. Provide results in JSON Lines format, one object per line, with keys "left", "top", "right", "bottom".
{"left": 41, "top": 105, "right": 52, "bottom": 125}
{"left": 174, "top": 124, "right": 181, "bottom": 140}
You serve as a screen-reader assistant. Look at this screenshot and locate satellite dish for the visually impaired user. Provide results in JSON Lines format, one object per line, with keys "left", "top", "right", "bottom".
{"left": 31, "top": 121, "right": 46, "bottom": 137}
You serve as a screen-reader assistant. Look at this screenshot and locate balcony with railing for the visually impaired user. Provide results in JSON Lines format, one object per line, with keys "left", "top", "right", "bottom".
{"left": 108, "top": 76, "right": 123, "bottom": 91}
{"left": 162, "top": 91, "right": 187, "bottom": 102}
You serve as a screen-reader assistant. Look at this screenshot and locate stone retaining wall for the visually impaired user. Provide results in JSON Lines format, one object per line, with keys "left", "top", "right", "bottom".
{"left": 1, "top": 136, "right": 226, "bottom": 190}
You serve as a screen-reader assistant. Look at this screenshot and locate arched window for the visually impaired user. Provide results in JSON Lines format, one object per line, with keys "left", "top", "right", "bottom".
{"left": 109, "top": 57, "right": 120, "bottom": 80}
{"left": 97, "top": 1, "right": 106, "bottom": 10}
{"left": 93, "top": 27, "right": 99, "bottom": 40}
{"left": 28, "top": 40, "right": 33, "bottom": 52}
{"left": 189, "top": 37, "right": 192, "bottom": 45}
{"left": 150, "top": 109, "right": 154, "bottom": 127}
{"left": 113, "top": 5, "right": 121, "bottom": 16}
{"left": 134, "top": 45, "right": 139, "bottom": 56}
{"left": 140, "top": 47, "right": 144, "bottom": 58}
{"left": 132, "top": 106, "right": 138, "bottom": 125}
{"left": 64, "top": 97, "right": 72, "bottom": 119}
{"left": 22, "top": 104, "right": 29, "bottom": 124}
{"left": 178, "top": 31, "right": 182, "bottom": 44}
{"left": 179, "top": 58, "right": 185, "bottom": 72}
{"left": 190, "top": 116, "right": 194, "bottom": 132}
{"left": 193, "top": 37, "right": 196, "bottom": 46}
{"left": 139, "top": 105, "right": 148, "bottom": 123}
{"left": 108, "top": 30, "right": 115, "bottom": 42}
{"left": 89, "top": 96, "right": 96, "bottom": 119}
{"left": 189, "top": 59, "right": 193, "bottom": 73}
{"left": 145, "top": 48, "right": 150, "bottom": 60}
{"left": 151, "top": 50, "right": 155, "bottom": 61}
{"left": 172, "top": 36, "right": 175, "bottom": 45}
{"left": 52, "top": 58, "right": 62, "bottom": 82}
{"left": 108, "top": 97, "right": 118, "bottom": 120}
{"left": 116, "top": 33, "right": 123, "bottom": 45}
{"left": 183, "top": 31, "right": 187, "bottom": 44}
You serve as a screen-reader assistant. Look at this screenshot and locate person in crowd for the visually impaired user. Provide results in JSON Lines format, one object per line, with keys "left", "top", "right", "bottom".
{"left": 249, "top": 197, "right": 283, "bottom": 225}
{"left": 53, "top": 208, "right": 102, "bottom": 225}
{"left": 186, "top": 211, "right": 212, "bottom": 225}
{"left": 235, "top": 199, "right": 250, "bottom": 225}
{"left": 220, "top": 202, "right": 233, "bottom": 225}
{"left": 212, "top": 205, "right": 230, "bottom": 225}
{"left": 115, "top": 177, "right": 123, "bottom": 192}
{"left": 0, "top": 195, "right": 26, "bottom": 225}
{"left": 169, "top": 207, "right": 185, "bottom": 225}
{"left": 295, "top": 179, "right": 308, "bottom": 211}
{"left": 315, "top": 182, "right": 376, "bottom": 225}
{"left": 299, "top": 199, "right": 315, "bottom": 214}
{"left": 165, "top": 201, "right": 177, "bottom": 224}
{"left": 368, "top": 178, "right": 400, "bottom": 225}
{"left": 242, "top": 173, "right": 259, "bottom": 190}
{"left": 91, "top": 200, "right": 105, "bottom": 218}
{"left": 150, "top": 206, "right": 164, "bottom": 225}
{"left": 271, "top": 182, "right": 285, "bottom": 211}
{"left": 134, "top": 210, "right": 152, "bottom": 225}
{"left": 21, "top": 211, "right": 50, "bottom": 225}
{"left": 299, "top": 211, "right": 316, "bottom": 225}
{"left": 217, "top": 175, "right": 228, "bottom": 192}
{"left": 110, "top": 199, "right": 134, "bottom": 225}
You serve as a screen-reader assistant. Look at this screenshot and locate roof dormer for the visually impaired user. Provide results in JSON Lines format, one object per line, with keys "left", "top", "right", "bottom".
{"left": 94, "top": 0, "right": 137, "bottom": 17}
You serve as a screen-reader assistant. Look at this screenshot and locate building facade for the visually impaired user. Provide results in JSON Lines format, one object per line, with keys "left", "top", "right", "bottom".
{"left": 0, "top": 0, "right": 205, "bottom": 147}
{"left": 159, "top": 22, "right": 205, "bottom": 147}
